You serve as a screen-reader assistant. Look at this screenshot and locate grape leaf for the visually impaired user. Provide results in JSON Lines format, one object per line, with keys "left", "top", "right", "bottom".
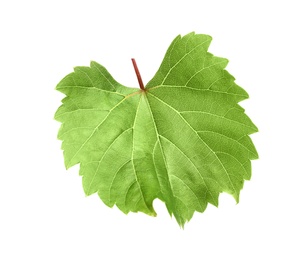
{"left": 55, "top": 32, "right": 258, "bottom": 227}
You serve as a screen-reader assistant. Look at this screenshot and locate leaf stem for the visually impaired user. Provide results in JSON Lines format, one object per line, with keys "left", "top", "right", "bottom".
{"left": 131, "top": 58, "right": 145, "bottom": 90}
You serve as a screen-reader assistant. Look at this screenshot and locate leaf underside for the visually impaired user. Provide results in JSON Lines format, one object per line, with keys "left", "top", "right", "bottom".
{"left": 55, "top": 32, "right": 258, "bottom": 227}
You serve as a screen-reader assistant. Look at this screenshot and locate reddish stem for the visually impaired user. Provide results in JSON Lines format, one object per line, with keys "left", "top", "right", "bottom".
{"left": 131, "top": 58, "right": 145, "bottom": 90}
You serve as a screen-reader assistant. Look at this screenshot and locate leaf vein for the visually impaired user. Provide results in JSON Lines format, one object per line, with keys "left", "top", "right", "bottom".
{"left": 148, "top": 92, "right": 238, "bottom": 197}
{"left": 161, "top": 38, "right": 211, "bottom": 85}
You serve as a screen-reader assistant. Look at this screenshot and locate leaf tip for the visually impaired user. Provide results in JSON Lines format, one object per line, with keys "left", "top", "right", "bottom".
{"left": 90, "top": 60, "right": 97, "bottom": 67}
{"left": 149, "top": 211, "right": 157, "bottom": 217}
{"left": 63, "top": 155, "right": 73, "bottom": 170}
{"left": 233, "top": 193, "right": 240, "bottom": 204}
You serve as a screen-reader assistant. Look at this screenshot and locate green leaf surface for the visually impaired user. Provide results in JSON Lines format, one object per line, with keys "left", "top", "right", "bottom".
{"left": 55, "top": 32, "right": 258, "bottom": 227}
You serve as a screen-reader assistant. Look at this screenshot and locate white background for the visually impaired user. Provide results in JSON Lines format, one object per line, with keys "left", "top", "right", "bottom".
{"left": 1, "top": 0, "right": 300, "bottom": 259}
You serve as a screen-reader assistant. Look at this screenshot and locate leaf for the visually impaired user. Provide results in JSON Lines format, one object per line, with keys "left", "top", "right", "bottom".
{"left": 55, "top": 32, "right": 258, "bottom": 227}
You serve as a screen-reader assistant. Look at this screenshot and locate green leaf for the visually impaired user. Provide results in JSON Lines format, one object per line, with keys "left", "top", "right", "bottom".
{"left": 55, "top": 32, "right": 258, "bottom": 227}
